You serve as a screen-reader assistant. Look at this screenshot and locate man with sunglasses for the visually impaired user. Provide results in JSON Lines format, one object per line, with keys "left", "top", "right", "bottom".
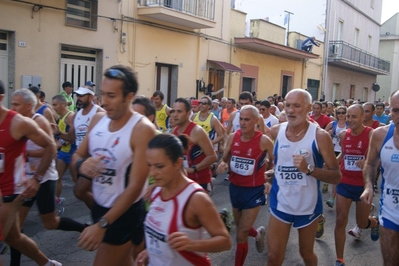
{"left": 72, "top": 86, "right": 104, "bottom": 210}
{"left": 72, "top": 65, "right": 156, "bottom": 265}
{"left": 259, "top": 100, "right": 278, "bottom": 128}
{"left": 334, "top": 104, "right": 379, "bottom": 266}
{"left": 361, "top": 90, "right": 399, "bottom": 266}
{"left": 172, "top": 97, "right": 217, "bottom": 192}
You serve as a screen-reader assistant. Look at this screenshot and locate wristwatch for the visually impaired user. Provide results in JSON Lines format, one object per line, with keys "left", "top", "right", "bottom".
{"left": 192, "top": 165, "right": 197, "bottom": 173}
{"left": 97, "top": 217, "right": 109, "bottom": 228}
{"left": 306, "top": 164, "right": 315, "bottom": 176}
{"left": 33, "top": 174, "right": 44, "bottom": 182}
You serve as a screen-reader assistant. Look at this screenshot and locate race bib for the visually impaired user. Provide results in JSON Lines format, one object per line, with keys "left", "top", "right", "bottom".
{"left": 0, "top": 153, "right": 4, "bottom": 173}
{"left": 344, "top": 155, "right": 364, "bottom": 171}
{"left": 230, "top": 156, "right": 255, "bottom": 176}
{"left": 384, "top": 187, "right": 399, "bottom": 210}
{"left": 75, "top": 132, "right": 86, "bottom": 146}
{"left": 276, "top": 165, "right": 307, "bottom": 186}
{"left": 145, "top": 225, "right": 175, "bottom": 259}
{"left": 93, "top": 168, "right": 117, "bottom": 194}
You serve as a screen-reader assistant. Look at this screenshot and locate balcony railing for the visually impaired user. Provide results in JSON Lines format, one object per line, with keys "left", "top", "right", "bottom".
{"left": 329, "top": 40, "right": 390, "bottom": 74}
{"left": 139, "top": 0, "right": 215, "bottom": 21}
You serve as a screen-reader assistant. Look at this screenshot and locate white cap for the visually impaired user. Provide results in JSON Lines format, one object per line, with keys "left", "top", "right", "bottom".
{"left": 212, "top": 99, "right": 219, "bottom": 103}
{"left": 75, "top": 87, "right": 94, "bottom": 95}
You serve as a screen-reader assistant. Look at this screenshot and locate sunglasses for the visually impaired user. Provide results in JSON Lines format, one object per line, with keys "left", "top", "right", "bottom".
{"left": 105, "top": 68, "right": 133, "bottom": 89}
{"left": 336, "top": 112, "right": 346, "bottom": 115}
{"left": 199, "top": 102, "right": 209, "bottom": 105}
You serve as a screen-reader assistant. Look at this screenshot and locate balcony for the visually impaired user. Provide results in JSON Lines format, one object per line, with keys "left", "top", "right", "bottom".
{"left": 328, "top": 41, "right": 390, "bottom": 75}
{"left": 137, "top": 0, "right": 216, "bottom": 30}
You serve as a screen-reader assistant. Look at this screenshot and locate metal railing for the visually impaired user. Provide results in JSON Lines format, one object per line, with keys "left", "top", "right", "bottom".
{"left": 139, "top": 0, "right": 215, "bottom": 21}
{"left": 329, "top": 40, "right": 390, "bottom": 73}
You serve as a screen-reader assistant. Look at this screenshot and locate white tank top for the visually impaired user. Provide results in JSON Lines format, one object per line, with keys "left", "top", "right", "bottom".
{"left": 88, "top": 112, "right": 146, "bottom": 208}
{"left": 271, "top": 122, "right": 323, "bottom": 215}
{"left": 145, "top": 182, "right": 210, "bottom": 266}
{"left": 379, "top": 124, "right": 399, "bottom": 225}
{"left": 332, "top": 122, "right": 347, "bottom": 152}
{"left": 232, "top": 110, "right": 240, "bottom": 133}
{"left": 74, "top": 105, "right": 99, "bottom": 147}
{"left": 26, "top": 114, "right": 58, "bottom": 183}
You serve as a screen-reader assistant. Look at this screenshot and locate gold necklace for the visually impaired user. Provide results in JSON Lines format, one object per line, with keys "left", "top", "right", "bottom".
{"left": 294, "top": 129, "right": 305, "bottom": 137}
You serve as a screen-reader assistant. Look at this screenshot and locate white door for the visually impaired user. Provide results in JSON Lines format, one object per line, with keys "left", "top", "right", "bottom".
{"left": 159, "top": 66, "right": 169, "bottom": 104}
{"left": 60, "top": 58, "right": 96, "bottom": 91}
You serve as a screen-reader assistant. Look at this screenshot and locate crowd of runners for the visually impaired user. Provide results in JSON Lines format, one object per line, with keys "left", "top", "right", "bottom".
{"left": 0, "top": 65, "right": 398, "bottom": 266}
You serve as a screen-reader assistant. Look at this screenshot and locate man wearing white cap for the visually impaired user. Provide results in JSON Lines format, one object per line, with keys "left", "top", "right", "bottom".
{"left": 73, "top": 86, "right": 104, "bottom": 209}
{"left": 211, "top": 98, "right": 221, "bottom": 117}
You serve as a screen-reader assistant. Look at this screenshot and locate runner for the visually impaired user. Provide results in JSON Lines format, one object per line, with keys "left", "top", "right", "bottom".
{"left": 135, "top": 134, "right": 231, "bottom": 266}
{"left": 267, "top": 89, "right": 341, "bottom": 266}
{"left": 218, "top": 105, "right": 274, "bottom": 266}
{"left": 152, "top": 91, "right": 172, "bottom": 132}
{"left": 0, "top": 81, "right": 60, "bottom": 266}
{"left": 72, "top": 65, "right": 156, "bottom": 265}
{"left": 361, "top": 89, "right": 399, "bottom": 266}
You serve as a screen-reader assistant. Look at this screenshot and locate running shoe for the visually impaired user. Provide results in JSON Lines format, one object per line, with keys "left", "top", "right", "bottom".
{"left": 335, "top": 260, "right": 345, "bottom": 266}
{"left": 219, "top": 208, "right": 233, "bottom": 232}
{"left": 255, "top": 226, "right": 266, "bottom": 253}
{"left": 48, "top": 259, "right": 62, "bottom": 266}
{"left": 56, "top": 197, "right": 66, "bottom": 216}
{"left": 207, "top": 178, "right": 215, "bottom": 197}
{"left": 224, "top": 176, "right": 229, "bottom": 181}
{"left": 326, "top": 198, "right": 335, "bottom": 208}
{"left": 348, "top": 225, "right": 362, "bottom": 239}
{"left": 315, "top": 215, "right": 325, "bottom": 238}
{"left": 370, "top": 216, "right": 380, "bottom": 241}
{"left": 322, "top": 183, "right": 328, "bottom": 193}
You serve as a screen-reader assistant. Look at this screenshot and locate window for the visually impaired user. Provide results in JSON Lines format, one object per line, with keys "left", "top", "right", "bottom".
{"left": 354, "top": 28, "right": 359, "bottom": 46}
{"left": 66, "top": 0, "right": 98, "bottom": 30}
{"left": 337, "top": 20, "right": 343, "bottom": 41}
{"left": 0, "top": 32, "right": 7, "bottom": 51}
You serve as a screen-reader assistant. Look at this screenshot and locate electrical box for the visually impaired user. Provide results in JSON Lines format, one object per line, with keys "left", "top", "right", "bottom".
{"left": 22, "top": 75, "right": 42, "bottom": 88}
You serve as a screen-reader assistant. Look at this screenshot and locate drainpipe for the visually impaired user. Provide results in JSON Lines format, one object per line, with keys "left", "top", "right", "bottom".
{"left": 322, "top": 0, "right": 331, "bottom": 100}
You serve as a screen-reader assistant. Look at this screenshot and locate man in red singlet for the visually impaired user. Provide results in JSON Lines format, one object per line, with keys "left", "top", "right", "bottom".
{"left": 0, "top": 80, "right": 60, "bottom": 266}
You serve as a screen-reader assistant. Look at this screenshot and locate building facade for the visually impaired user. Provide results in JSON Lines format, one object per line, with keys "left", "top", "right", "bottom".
{"left": 324, "top": 0, "right": 390, "bottom": 102}
{"left": 0, "top": 0, "right": 318, "bottom": 108}
{"left": 377, "top": 13, "right": 399, "bottom": 102}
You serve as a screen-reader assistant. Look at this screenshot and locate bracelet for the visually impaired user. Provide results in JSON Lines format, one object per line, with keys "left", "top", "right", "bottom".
{"left": 75, "top": 158, "right": 87, "bottom": 174}
{"left": 77, "top": 173, "right": 93, "bottom": 181}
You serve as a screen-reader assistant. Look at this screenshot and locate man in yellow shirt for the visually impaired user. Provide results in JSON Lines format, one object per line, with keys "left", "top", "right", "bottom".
{"left": 152, "top": 91, "right": 171, "bottom": 132}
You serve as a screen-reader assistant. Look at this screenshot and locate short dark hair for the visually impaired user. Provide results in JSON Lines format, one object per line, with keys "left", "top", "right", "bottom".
{"left": 201, "top": 95, "right": 212, "bottom": 105}
{"left": 313, "top": 101, "right": 322, "bottom": 108}
{"left": 227, "top": 97, "right": 236, "bottom": 105}
{"left": 375, "top": 102, "right": 385, "bottom": 108}
{"left": 52, "top": 94, "right": 67, "bottom": 104}
{"left": 152, "top": 91, "right": 164, "bottom": 100}
{"left": 260, "top": 100, "right": 271, "bottom": 108}
{"left": 174, "top": 97, "right": 191, "bottom": 112}
{"left": 321, "top": 101, "right": 328, "bottom": 108}
{"left": 239, "top": 91, "right": 253, "bottom": 103}
{"left": 104, "top": 65, "right": 138, "bottom": 97}
{"left": 39, "top": 91, "right": 45, "bottom": 99}
{"left": 62, "top": 81, "right": 73, "bottom": 88}
{"left": 132, "top": 97, "right": 156, "bottom": 118}
{"left": 0, "top": 80, "right": 4, "bottom": 94}
{"left": 148, "top": 134, "right": 185, "bottom": 163}
{"left": 29, "top": 86, "right": 40, "bottom": 96}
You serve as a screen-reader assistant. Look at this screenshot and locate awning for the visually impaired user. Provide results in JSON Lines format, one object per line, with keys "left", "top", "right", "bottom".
{"left": 207, "top": 60, "right": 244, "bottom": 73}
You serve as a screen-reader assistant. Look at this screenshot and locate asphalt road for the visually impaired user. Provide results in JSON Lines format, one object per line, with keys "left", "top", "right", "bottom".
{"left": 2, "top": 172, "right": 383, "bottom": 266}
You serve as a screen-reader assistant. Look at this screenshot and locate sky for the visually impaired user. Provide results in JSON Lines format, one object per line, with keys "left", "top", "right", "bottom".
{"left": 235, "top": 0, "right": 399, "bottom": 40}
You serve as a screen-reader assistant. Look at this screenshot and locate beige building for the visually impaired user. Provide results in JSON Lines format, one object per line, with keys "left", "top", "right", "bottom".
{"left": 0, "top": 0, "right": 319, "bottom": 108}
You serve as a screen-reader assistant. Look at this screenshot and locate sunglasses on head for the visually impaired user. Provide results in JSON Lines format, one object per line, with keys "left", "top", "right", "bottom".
{"left": 105, "top": 68, "right": 133, "bottom": 89}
